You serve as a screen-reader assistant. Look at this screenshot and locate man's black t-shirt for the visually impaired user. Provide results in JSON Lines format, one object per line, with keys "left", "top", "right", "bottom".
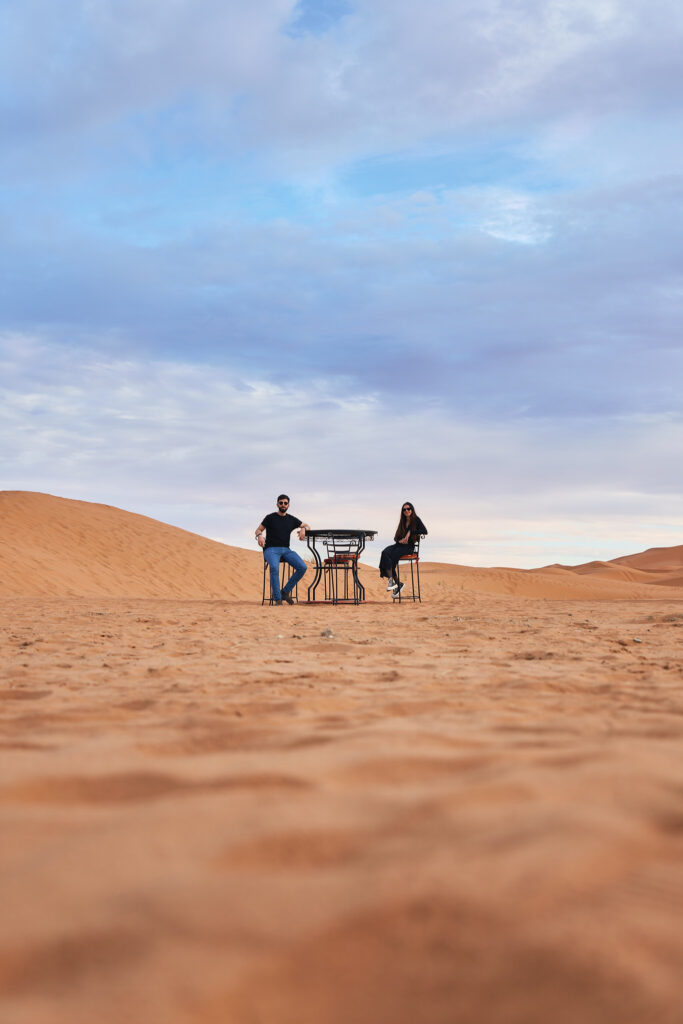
{"left": 261, "top": 512, "right": 302, "bottom": 549}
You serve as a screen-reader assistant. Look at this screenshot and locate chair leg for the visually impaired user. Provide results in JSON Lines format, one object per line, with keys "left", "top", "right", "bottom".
{"left": 322, "top": 561, "right": 362, "bottom": 604}
{"left": 263, "top": 559, "right": 282, "bottom": 605}
{"left": 394, "top": 559, "right": 420, "bottom": 602}
{"left": 263, "top": 560, "right": 276, "bottom": 605}
{"left": 263, "top": 558, "right": 297, "bottom": 605}
{"left": 324, "top": 563, "right": 336, "bottom": 603}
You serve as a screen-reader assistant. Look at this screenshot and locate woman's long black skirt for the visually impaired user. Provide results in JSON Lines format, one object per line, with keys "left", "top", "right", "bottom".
{"left": 379, "top": 542, "right": 415, "bottom": 579}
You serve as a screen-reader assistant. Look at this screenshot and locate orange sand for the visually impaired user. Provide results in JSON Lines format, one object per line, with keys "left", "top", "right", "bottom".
{"left": 1, "top": 493, "right": 682, "bottom": 1023}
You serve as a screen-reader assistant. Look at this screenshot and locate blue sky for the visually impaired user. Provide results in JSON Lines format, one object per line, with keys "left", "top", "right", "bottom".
{"left": 2, "top": 0, "right": 682, "bottom": 567}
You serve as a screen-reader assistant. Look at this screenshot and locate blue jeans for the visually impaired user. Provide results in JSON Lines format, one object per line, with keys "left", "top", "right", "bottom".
{"left": 264, "top": 547, "right": 307, "bottom": 600}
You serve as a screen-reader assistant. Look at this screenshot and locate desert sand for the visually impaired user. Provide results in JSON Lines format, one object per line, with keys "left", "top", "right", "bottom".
{"left": 1, "top": 492, "right": 683, "bottom": 1024}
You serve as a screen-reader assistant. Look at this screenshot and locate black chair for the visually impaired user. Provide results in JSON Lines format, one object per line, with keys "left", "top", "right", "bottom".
{"left": 393, "top": 535, "right": 424, "bottom": 603}
{"left": 322, "top": 534, "right": 364, "bottom": 604}
{"left": 262, "top": 557, "right": 298, "bottom": 605}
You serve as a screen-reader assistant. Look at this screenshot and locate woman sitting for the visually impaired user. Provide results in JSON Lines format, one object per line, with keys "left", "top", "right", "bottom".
{"left": 379, "top": 501, "right": 427, "bottom": 597}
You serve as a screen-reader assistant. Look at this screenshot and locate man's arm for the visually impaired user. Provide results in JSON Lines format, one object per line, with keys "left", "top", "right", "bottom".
{"left": 255, "top": 522, "right": 266, "bottom": 549}
{"left": 297, "top": 521, "right": 310, "bottom": 541}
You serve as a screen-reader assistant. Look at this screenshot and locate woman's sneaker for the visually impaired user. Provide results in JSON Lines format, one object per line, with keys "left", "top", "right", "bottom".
{"left": 393, "top": 581, "right": 405, "bottom": 597}
{"left": 386, "top": 578, "right": 396, "bottom": 591}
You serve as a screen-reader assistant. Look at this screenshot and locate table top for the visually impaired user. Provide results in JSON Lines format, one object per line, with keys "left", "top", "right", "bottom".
{"left": 305, "top": 529, "right": 377, "bottom": 539}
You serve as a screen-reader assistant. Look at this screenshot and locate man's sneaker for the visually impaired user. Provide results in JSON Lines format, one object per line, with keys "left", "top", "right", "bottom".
{"left": 281, "top": 592, "right": 294, "bottom": 605}
{"left": 386, "top": 579, "right": 396, "bottom": 591}
{"left": 273, "top": 599, "right": 282, "bottom": 605}
{"left": 393, "top": 581, "right": 405, "bottom": 597}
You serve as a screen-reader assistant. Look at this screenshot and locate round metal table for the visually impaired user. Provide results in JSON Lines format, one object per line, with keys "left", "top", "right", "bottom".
{"left": 304, "top": 529, "right": 377, "bottom": 604}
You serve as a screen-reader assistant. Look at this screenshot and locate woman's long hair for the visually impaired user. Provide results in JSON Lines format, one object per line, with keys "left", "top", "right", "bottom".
{"left": 394, "top": 501, "right": 419, "bottom": 542}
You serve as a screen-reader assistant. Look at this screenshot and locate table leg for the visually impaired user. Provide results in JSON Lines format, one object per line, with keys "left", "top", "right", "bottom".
{"left": 306, "top": 535, "right": 323, "bottom": 602}
{"left": 352, "top": 537, "right": 367, "bottom": 603}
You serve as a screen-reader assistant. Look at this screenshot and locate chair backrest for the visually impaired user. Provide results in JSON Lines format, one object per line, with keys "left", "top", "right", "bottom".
{"left": 400, "top": 534, "right": 425, "bottom": 560}
{"left": 325, "top": 534, "right": 362, "bottom": 561}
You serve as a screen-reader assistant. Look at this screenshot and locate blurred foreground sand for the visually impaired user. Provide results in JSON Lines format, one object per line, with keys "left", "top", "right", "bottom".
{"left": 3, "top": 595, "right": 683, "bottom": 1024}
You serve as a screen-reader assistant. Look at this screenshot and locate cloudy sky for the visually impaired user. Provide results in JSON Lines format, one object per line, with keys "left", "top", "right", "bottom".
{"left": 2, "top": 0, "right": 682, "bottom": 567}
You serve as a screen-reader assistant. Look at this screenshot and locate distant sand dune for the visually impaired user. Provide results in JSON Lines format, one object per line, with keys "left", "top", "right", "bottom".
{"left": 418, "top": 561, "right": 682, "bottom": 601}
{"left": 558, "top": 560, "right": 669, "bottom": 584}
{"left": 650, "top": 572, "right": 683, "bottom": 587}
{"left": 1, "top": 492, "right": 681, "bottom": 601}
{"left": 610, "top": 544, "right": 683, "bottom": 573}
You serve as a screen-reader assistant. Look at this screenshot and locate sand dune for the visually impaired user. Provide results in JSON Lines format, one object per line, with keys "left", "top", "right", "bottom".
{"left": 420, "top": 561, "right": 682, "bottom": 600}
{"left": 536, "top": 553, "right": 683, "bottom": 592}
{"left": 557, "top": 559, "right": 670, "bottom": 584}
{"left": 2, "top": 492, "right": 681, "bottom": 602}
{"left": 650, "top": 572, "right": 683, "bottom": 587}
{"left": 610, "top": 544, "right": 683, "bottom": 573}
{"left": 0, "top": 491, "right": 260, "bottom": 600}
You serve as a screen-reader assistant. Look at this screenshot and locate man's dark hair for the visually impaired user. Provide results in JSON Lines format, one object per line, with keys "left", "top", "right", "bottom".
{"left": 277, "top": 494, "right": 290, "bottom": 502}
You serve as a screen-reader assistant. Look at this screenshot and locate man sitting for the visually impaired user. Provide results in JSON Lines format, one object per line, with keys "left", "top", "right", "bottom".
{"left": 255, "top": 494, "right": 310, "bottom": 605}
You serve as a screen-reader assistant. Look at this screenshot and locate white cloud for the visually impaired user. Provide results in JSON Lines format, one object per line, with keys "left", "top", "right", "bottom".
{"left": 3, "top": 333, "right": 682, "bottom": 567}
{"left": 3, "top": 0, "right": 682, "bottom": 176}
{"left": 2, "top": 165, "right": 681, "bottom": 425}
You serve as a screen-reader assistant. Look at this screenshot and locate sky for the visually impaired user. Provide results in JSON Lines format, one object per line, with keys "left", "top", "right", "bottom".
{"left": 2, "top": 0, "right": 682, "bottom": 567}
